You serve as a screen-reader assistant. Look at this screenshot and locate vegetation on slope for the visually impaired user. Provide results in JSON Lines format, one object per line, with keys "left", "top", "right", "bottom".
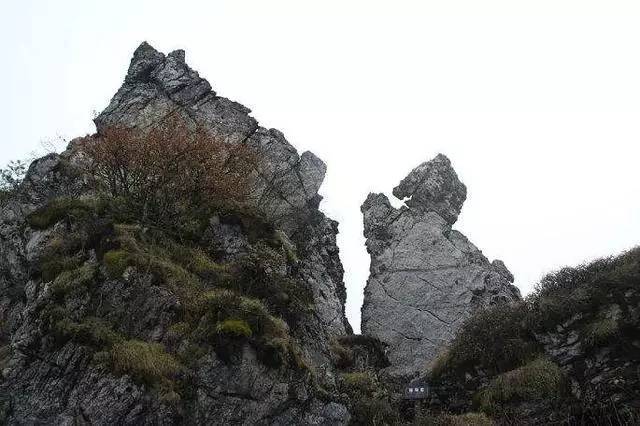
{"left": 19, "top": 117, "right": 319, "bottom": 406}
{"left": 426, "top": 247, "right": 640, "bottom": 423}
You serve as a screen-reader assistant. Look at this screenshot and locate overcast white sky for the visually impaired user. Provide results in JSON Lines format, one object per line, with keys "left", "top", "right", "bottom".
{"left": 1, "top": 1, "right": 639, "bottom": 332}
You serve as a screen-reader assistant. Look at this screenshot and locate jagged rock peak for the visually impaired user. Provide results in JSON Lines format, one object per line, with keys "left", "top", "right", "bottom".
{"left": 94, "top": 42, "right": 328, "bottom": 234}
{"left": 0, "top": 42, "right": 352, "bottom": 424}
{"left": 392, "top": 153, "right": 467, "bottom": 225}
{"left": 361, "top": 154, "right": 520, "bottom": 378}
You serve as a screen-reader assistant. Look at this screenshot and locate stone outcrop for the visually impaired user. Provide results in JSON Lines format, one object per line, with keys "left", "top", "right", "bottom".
{"left": 0, "top": 43, "right": 350, "bottom": 425}
{"left": 360, "top": 154, "right": 521, "bottom": 378}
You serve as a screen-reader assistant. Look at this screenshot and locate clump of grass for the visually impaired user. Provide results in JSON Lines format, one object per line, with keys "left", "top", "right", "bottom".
{"left": 474, "top": 357, "right": 564, "bottom": 413}
{"left": 274, "top": 229, "right": 299, "bottom": 264}
{"left": 330, "top": 338, "right": 354, "bottom": 369}
{"left": 427, "top": 348, "right": 452, "bottom": 380}
{"left": 416, "top": 412, "right": 494, "bottom": 426}
{"left": 40, "top": 255, "right": 84, "bottom": 282}
{"left": 103, "top": 249, "right": 131, "bottom": 278}
{"left": 582, "top": 317, "right": 619, "bottom": 348}
{"left": 110, "top": 340, "right": 182, "bottom": 385}
{"left": 167, "top": 322, "right": 191, "bottom": 338}
{"left": 444, "top": 413, "right": 494, "bottom": 426}
{"left": 49, "top": 264, "right": 96, "bottom": 300}
{"left": 216, "top": 319, "right": 252, "bottom": 338}
{"left": 194, "top": 290, "right": 288, "bottom": 340}
{"left": 435, "top": 303, "right": 540, "bottom": 377}
{"left": 526, "top": 246, "right": 640, "bottom": 332}
{"left": 27, "top": 197, "right": 101, "bottom": 230}
{"left": 339, "top": 372, "right": 378, "bottom": 397}
{"left": 54, "top": 316, "right": 122, "bottom": 347}
{"left": 169, "top": 245, "right": 230, "bottom": 280}
{"left": 350, "top": 398, "right": 398, "bottom": 426}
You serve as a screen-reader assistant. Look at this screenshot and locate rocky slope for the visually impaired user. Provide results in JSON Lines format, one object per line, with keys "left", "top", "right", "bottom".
{"left": 361, "top": 154, "right": 521, "bottom": 378}
{"left": 0, "top": 43, "right": 351, "bottom": 425}
{"left": 423, "top": 247, "right": 640, "bottom": 425}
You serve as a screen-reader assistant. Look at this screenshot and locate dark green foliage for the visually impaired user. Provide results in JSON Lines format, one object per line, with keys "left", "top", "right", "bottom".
{"left": 336, "top": 370, "right": 397, "bottom": 425}
{"left": 232, "top": 242, "right": 314, "bottom": 324}
{"left": 473, "top": 358, "right": 564, "bottom": 413}
{"left": 216, "top": 319, "right": 252, "bottom": 338}
{"left": 102, "top": 249, "right": 130, "bottom": 278}
{"left": 349, "top": 398, "right": 398, "bottom": 426}
{"left": 432, "top": 247, "right": 640, "bottom": 381}
{"left": 54, "top": 317, "right": 123, "bottom": 347}
{"left": 109, "top": 340, "right": 183, "bottom": 386}
{"left": 49, "top": 264, "right": 96, "bottom": 301}
{"left": 415, "top": 412, "right": 493, "bottom": 426}
{"left": 431, "top": 303, "right": 540, "bottom": 378}
{"left": 339, "top": 372, "right": 378, "bottom": 397}
{"left": 581, "top": 316, "right": 619, "bottom": 348}
{"left": 526, "top": 247, "right": 640, "bottom": 332}
{"left": 27, "top": 197, "right": 103, "bottom": 230}
{"left": 330, "top": 338, "right": 355, "bottom": 369}
{"left": 40, "top": 255, "right": 84, "bottom": 283}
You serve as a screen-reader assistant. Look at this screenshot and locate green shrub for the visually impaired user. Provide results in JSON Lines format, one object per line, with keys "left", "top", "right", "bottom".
{"left": 427, "top": 348, "right": 452, "bottom": 379}
{"left": 527, "top": 247, "right": 640, "bottom": 331}
{"left": 195, "top": 290, "right": 289, "bottom": 341}
{"left": 582, "top": 317, "right": 619, "bottom": 348}
{"left": 274, "top": 229, "right": 299, "bottom": 263}
{"left": 40, "top": 255, "right": 84, "bottom": 282}
{"left": 415, "top": 412, "right": 494, "bottom": 426}
{"left": 27, "top": 197, "right": 101, "bottom": 230}
{"left": 350, "top": 398, "right": 398, "bottom": 426}
{"left": 167, "top": 322, "right": 191, "bottom": 338}
{"left": 216, "top": 319, "right": 252, "bottom": 338}
{"left": 110, "top": 340, "right": 182, "bottom": 385}
{"left": 435, "top": 303, "right": 540, "bottom": 377}
{"left": 259, "top": 337, "right": 290, "bottom": 368}
{"left": 169, "top": 245, "right": 230, "bottom": 280}
{"left": 103, "top": 249, "right": 130, "bottom": 278}
{"left": 339, "top": 372, "right": 378, "bottom": 397}
{"left": 233, "top": 243, "right": 314, "bottom": 322}
{"left": 330, "top": 338, "right": 354, "bottom": 369}
{"left": 50, "top": 264, "right": 96, "bottom": 300}
{"left": 474, "top": 358, "right": 564, "bottom": 413}
{"left": 54, "top": 317, "right": 122, "bottom": 347}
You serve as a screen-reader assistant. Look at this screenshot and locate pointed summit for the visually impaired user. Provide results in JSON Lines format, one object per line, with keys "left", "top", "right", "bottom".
{"left": 392, "top": 153, "right": 467, "bottom": 225}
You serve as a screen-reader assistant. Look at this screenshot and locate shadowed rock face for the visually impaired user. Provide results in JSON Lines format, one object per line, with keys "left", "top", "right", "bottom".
{"left": 0, "top": 43, "right": 350, "bottom": 425}
{"left": 361, "top": 154, "right": 521, "bottom": 378}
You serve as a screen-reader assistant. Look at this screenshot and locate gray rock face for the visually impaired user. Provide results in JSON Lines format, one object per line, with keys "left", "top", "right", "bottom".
{"left": 0, "top": 42, "right": 350, "bottom": 425}
{"left": 361, "top": 154, "right": 521, "bottom": 378}
{"left": 392, "top": 154, "right": 466, "bottom": 225}
{"left": 95, "top": 42, "right": 325, "bottom": 233}
{"left": 94, "top": 41, "right": 350, "bottom": 352}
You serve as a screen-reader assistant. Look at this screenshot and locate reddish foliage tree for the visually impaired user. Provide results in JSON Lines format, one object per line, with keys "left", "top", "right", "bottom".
{"left": 85, "top": 115, "right": 257, "bottom": 226}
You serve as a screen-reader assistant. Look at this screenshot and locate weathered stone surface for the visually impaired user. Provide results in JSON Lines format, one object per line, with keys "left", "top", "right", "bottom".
{"left": 95, "top": 42, "right": 325, "bottom": 233}
{"left": 361, "top": 154, "right": 521, "bottom": 378}
{"left": 96, "top": 42, "right": 350, "bottom": 355}
{"left": 0, "top": 42, "right": 350, "bottom": 425}
{"left": 392, "top": 153, "right": 466, "bottom": 225}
